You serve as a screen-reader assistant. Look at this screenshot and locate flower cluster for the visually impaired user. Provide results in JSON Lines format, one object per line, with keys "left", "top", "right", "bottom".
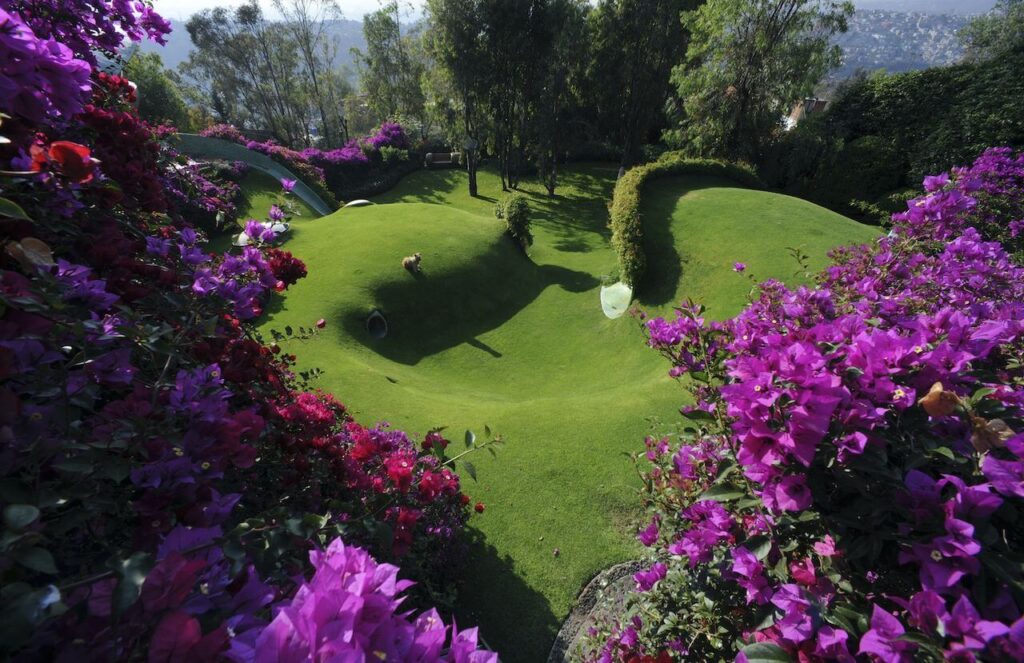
{"left": 0, "top": 4, "right": 491, "bottom": 660}
{"left": 227, "top": 538, "right": 496, "bottom": 662}
{"left": 0, "top": 6, "right": 91, "bottom": 124}
{"left": 4, "top": 0, "right": 170, "bottom": 65}
{"left": 582, "top": 148, "right": 1024, "bottom": 662}
{"left": 366, "top": 121, "right": 410, "bottom": 150}
{"left": 199, "top": 121, "right": 412, "bottom": 201}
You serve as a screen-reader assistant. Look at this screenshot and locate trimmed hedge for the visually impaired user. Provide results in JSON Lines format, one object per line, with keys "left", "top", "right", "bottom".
{"left": 609, "top": 153, "right": 763, "bottom": 287}
{"left": 495, "top": 192, "right": 533, "bottom": 251}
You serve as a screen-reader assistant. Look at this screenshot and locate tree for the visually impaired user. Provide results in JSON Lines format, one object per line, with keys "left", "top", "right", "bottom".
{"left": 273, "top": 0, "right": 350, "bottom": 145}
{"left": 587, "top": 0, "right": 699, "bottom": 172}
{"left": 123, "top": 52, "right": 192, "bottom": 131}
{"left": 479, "top": 0, "right": 557, "bottom": 190}
{"left": 181, "top": 0, "right": 353, "bottom": 148}
{"left": 960, "top": 0, "right": 1024, "bottom": 61}
{"left": 183, "top": 2, "right": 308, "bottom": 146}
{"left": 352, "top": 2, "right": 428, "bottom": 134}
{"left": 532, "top": 0, "right": 589, "bottom": 196}
{"left": 425, "top": 0, "right": 488, "bottom": 195}
{"left": 670, "top": 0, "right": 852, "bottom": 162}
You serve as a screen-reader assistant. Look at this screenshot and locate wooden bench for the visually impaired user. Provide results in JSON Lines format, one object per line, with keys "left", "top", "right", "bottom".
{"left": 424, "top": 152, "right": 462, "bottom": 168}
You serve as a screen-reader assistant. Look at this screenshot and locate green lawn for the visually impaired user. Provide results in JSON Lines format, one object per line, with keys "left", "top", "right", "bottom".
{"left": 257, "top": 164, "right": 878, "bottom": 661}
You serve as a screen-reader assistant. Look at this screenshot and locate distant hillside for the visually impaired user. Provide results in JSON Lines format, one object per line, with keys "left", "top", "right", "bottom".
{"left": 851, "top": 0, "right": 995, "bottom": 15}
{"left": 832, "top": 9, "right": 969, "bottom": 79}
{"left": 137, "top": 18, "right": 366, "bottom": 80}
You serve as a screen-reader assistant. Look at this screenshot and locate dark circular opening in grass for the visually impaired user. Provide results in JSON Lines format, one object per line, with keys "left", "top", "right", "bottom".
{"left": 366, "top": 309, "right": 388, "bottom": 339}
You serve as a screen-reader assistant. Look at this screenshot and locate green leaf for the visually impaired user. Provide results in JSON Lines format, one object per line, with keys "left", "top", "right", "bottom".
{"left": 738, "top": 642, "right": 792, "bottom": 662}
{"left": 3, "top": 504, "right": 40, "bottom": 530}
{"left": 0, "top": 197, "right": 32, "bottom": 222}
{"left": 464, "top": 430, "right": 476, "bottom": 448}
{"left": 745, "top": 535, "right": 772, "bottom": 561}
{"left": 683, "top": 409, "right": 715, "bottom": 422}
{"left": 462, "top": 461, "right": 477, "bottom": 482}
{"left": 112, "top": 552, "right": 153, "bottom": 617}
{"left": 714, "top": 458, "right": 737, "bottom": 483}
{"left": 13, "top": 547, "right": 57, "bottom": 574}
{"left": 702, "top": 484, "right": 745, "bottom": 502}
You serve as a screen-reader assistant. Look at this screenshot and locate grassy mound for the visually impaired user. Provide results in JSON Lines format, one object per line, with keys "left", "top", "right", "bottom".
{"left": 259, "top": 164, "right": 878, "bottom": 662}
{"left": 639, "top": 175, "right": 880, "bottom": 311}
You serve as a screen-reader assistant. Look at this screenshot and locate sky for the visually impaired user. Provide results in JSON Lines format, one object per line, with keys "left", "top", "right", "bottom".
{"left": 151, "top": 0, "right": 422, "bottom": 21}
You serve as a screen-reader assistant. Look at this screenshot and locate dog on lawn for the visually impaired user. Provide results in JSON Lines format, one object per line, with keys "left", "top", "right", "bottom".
{"left": 402, "top": 252, "right": 422, "bottom": 273}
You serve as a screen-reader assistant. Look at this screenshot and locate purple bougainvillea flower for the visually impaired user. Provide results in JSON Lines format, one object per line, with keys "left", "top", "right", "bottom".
{"left": 773, "top": 474, "right": 813, "bottom": 512}
{"left": 731, "top": 547, "right": 772, "bottom": 605}
{"left": 280, "top": 178, "right": 296, "bottom": 193}
{"left": 733, "top": 262, "right": 746, "bottom": 272}
{"left": 944, "top": 595, "right": 1010, "bottom": 652}
{"left": 637, "top": 517, "right": 659, "bottom": 547}
{"left": 923, "top": 172, "right": 950, "bottom": 192}
{"left": 858, "top": 605, "right": 916, "bottom": 662}
{"left": 633, "top": 562, "right": 667, "bottom": 591}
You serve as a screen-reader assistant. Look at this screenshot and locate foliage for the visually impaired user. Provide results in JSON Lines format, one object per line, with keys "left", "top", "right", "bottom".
{"left": 181, "top": 0, "right": 350, "bottom": 149}
{"left": 202, "top": 120, "right": 415, "bottom": 201}
{"left": 669, "top": 0, "right": 852, "bottom": 162}
{"left": 381, "top": 145, "right": 410, "bottom": 167}
{"left": 532, "top": 0, "right": 590, "bottom": 197}
{"left": 586, "top": 0, "right": 697, "bottom": 168}
{"left": 3, "top": 0, "right": 170, "bottom": 67}
{"left": 352, "top": 2, "right": 430, "bottom": 136}
{"left": 959, "top": 0, "right": 1024, "bottom": 61}
{"left": 199, "top": 124, "right": 341, "bottom": 209}
{"left": 0, "top": 5, "right": 92, "bottom": 125}
{"left": 494, "top": 192, "right": 533, "bottom": 250}
{"left": 764, "top": 131, "right": 903, "bottom": 221}
{"left": 609, "top": 153, "right": 763, "bottom": 287}
{"left": 124, "top": 51, "right": 193, "bottom": 131}
{"left": 0, "top": 5, "right": 494, "bottom": 660}
{"left": 580, "top": 147, "right": 1024, "bottom": 661}
{"left": 769, "top": 52, "right": 1024, "bottom": 217}
{"left": 424, "top": 0, "right": 488, "bottom": 196}
{"left": 271, "top": 0, "right": 350, "bottom": 147}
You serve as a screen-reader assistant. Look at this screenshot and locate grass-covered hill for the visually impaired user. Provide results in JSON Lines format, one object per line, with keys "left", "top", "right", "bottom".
{"left": 259, "top": 164, "right": 878, "bottom": 661}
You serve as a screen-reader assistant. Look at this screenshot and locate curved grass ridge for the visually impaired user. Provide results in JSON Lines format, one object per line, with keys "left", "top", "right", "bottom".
{"left": 610, "top": 153, "right": 763, "bottom": 287}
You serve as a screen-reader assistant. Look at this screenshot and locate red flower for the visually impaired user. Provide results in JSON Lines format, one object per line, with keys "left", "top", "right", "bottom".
{"left": 474, "top": 502, "right": 485, "bottom": 513}
{"left": 384, "top": 452, "right": 416, "bottom": 492}
{"left": 30, "top": 140, "right": 98, "bottom": 183}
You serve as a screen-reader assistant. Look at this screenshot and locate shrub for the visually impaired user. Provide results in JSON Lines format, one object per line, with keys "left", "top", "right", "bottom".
{"left": 495, "top": 193, "right": 533, "bottom": 250}
{"left": 381, "top": 145, "right": 409, "bottom": 167}
{"left": 771, "top": 53, "right": 1024, "bottom": 217}
{"left": 580, "top": 147, "right": 1024, "bottom": 662}
{"left": 609, "top": 152, "right": 763, "bottom": 287}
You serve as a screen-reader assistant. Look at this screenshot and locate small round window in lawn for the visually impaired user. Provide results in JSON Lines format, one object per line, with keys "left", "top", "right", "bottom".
{"left": 366, "top": 309, "right": 388, "bottom": 339}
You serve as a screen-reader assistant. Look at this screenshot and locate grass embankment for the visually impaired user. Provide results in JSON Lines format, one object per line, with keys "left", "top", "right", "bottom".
{"left": 259, "top": 164, "right": 877, "bottom": 661}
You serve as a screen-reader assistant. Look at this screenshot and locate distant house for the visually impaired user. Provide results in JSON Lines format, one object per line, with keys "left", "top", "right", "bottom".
{"left": 785, "top": 97, "right": 829, "bottom": 130}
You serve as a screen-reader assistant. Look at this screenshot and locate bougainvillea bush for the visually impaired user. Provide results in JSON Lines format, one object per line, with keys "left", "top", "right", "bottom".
{"left": 580, "top": 148, "right": 1024, "bottom": 662}
{"left": 0, "top": 4, "right": 493, "bottom": 660}
{"left": 199, "top": 121, "right": 412, "bottom": 201}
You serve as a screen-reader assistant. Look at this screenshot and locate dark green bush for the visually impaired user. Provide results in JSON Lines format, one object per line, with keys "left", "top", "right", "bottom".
{"left": 494, "top": 193, "right": 533, "bottom": 250}
{"left": 609, "top": 152, "right": 762, "bottom": 287}
{"left": 768, "top": 51, "right": 1024, "bottom": 218}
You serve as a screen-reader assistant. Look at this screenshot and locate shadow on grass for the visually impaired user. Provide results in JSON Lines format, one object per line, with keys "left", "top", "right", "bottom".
{"left": 372, "top": 169, "right": 464, "bottom": 205}
{"left": 453, "top": 528, "right": 560, "bottom": 663}
{"left": 635, "top": 178, "right": 725, "bottom": 308}
{"left": 338, "top": 237, "right": 599, "bottom": 365}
